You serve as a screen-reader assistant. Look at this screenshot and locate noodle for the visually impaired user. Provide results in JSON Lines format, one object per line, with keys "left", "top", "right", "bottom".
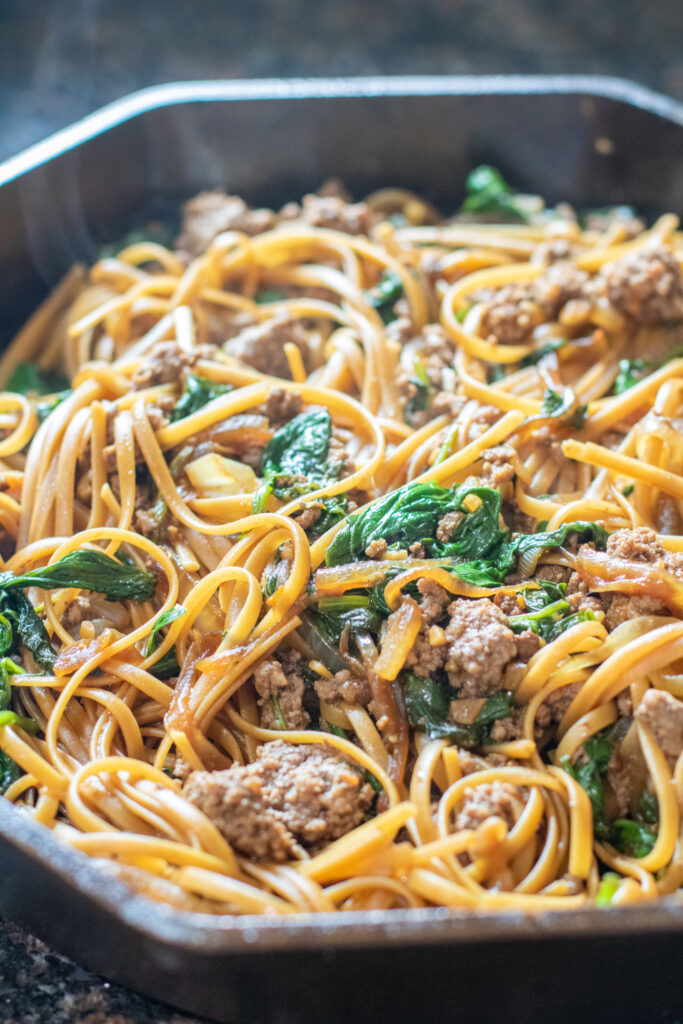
{"left": 0, "top": 172, "right": 682, "bottom": 917}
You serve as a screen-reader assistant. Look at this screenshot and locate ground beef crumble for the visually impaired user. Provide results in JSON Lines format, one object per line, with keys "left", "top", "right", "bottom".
{"left": 183, "top": 740, "right": 374, "bottom": 861}
{"left": 601, "top": 246, "right": 683, "bottom": 324}
{"left": 176, "top": 191, "right": 277, "bottom": 256}
{"left": 280, "top": 192, "right": 373, "bottom": 235}
{"left": 223, "top": 314, "right": 311, "bottom": 378}
{"left": 131, "top": 340, "right": 218, "bottom": 390}
{"left": 253, "top": 650, "right": 310, "bottom": 730}
{"left": 445, "top": 599, "right": 518, "bottom": 697}
{"left": 314, "top": 669, "right": 372, "bottom": 707}
{"left": 635, "top": 688, "right": 683, "bottom": 767}
{"left": 454, "top": 780, "right": 522, "bottom": 832}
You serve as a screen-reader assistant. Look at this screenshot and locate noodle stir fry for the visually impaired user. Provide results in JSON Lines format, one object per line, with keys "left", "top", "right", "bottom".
{"left": 0, "top": 170, "right": 682, "bottom": 914}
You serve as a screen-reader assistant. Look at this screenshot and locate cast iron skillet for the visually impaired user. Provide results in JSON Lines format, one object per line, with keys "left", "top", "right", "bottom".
{"left": 0, "top": 76, "right": 682, "bottom": 1024}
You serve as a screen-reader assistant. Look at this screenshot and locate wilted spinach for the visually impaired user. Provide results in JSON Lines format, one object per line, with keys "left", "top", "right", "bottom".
{"left": 561, "top": 729, "right": 657, "bottom": 858}
{"left": 403, "top": 672, "right": 513, "bottom": 748}
{"left": 170, "top": 376, "right": 233, "bottom": 423}
{"left": 508, "top": 580, "right": 595, "bottom": 642}
{"left": 325, "top": 480, "right": 609, "bottom": 587}
{"left": 254, "top": 408, "right": 341, "bottom": 512}
{"left": 459, "top": 165, "right": 528, "bottom": 222}
{"left": 366, "top": 271, "right": 404, "bottom": 325}
{"left": 539, "top": 387, "right": 587, "bottom": 430}
{"left": 520, "top": 338, "right": 568, "bottom": 368}
{"left": 7, "top": 363, "right": 69, "bottom": 396}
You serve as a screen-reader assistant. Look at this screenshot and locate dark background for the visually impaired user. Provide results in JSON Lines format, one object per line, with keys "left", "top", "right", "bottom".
{"left": 1, "top": 0, "right": 683, "bottom": 163}
{"left": 1, "top": 1, "right": 682, "bottom": 1022}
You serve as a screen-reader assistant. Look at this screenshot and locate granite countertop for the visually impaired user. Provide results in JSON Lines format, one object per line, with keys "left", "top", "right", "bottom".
{"left": 1, "top": 1, "right": 682, "bottom": 1021}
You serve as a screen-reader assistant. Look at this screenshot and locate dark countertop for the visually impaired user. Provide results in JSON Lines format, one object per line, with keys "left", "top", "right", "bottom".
{"left": 1, "top": 2, "right": 683, "bottom": 1021}
{"left": 0, "top": 0, "right": 682, "bottom": 163}
{"left": 0, "top": 919, "right": 209, "bottom": 1024}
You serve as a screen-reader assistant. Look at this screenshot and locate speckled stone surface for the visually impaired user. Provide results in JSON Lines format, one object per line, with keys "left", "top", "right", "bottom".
{"left": 0, "top": 918, "right": 211, "bottom": 1024}
{"left": 0, "top": 2, "right": 682, "bottom": 1021}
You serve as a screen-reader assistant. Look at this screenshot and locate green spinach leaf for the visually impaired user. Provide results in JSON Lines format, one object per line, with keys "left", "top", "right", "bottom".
{"left": 0, "top": 549, "right": 158, "bottom": 603}
{"left": 8, "top": 364, "right": 69, "bottom": 396}
{"left": 36, "top": 389, "right": 71, "bottom": 423}
{"left": 460, "top": 165, "right": 528, "bottom": 222}
{"left": 326, "top": 480, "right": 609, "bottom": 589}
{"left": 170, "top": 376, "right": 233, "bottom": 423}
{"left": 403, "top": 673, "right": 513, "bottom": 748}
{"left": 366, "top": 272, "right": 404, "bottom": 325}
{"left": 540, "top": 387, "right": 587, "bottom": 430}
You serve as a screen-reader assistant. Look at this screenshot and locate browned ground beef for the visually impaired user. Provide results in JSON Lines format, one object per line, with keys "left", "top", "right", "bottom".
{"left": 131, "top": 340, "right": 218, "bottom": 390}
{"left": 395, "top": 323, "right": 462, "bottom": 427}
{"left": 601, "top": 247, "right": 683, "bottom": 324}
{"left": 183, "top": 741, "right": 374, "bottom": 861}
{"left": 223, "top": 315, "right": 310, "bottom": 378}
{"left": 280, "top": 192, "right": 373, "bottom": 235}
{"left": 635, "top": 689, "right": 683, "bottom": 766}
{"left": 607, "top": 526, "right": 667, "bottom": 563}
{"left": 314, "top": 669, "right": 372, "bottom": 707}
{"left": 572, "top": 527, "right": 683, "bottom": 629}
{"left": 454, "top": 780, "right": 521, "bottom": 832}
{"left": 532, "top": 261, "right": 591, "bottom": 316}
{"left": 253, "top": 650, "right": 310, "bottom": 730}
{"left": 530, "top": 238, "right": 576, "bottom": 266}
{"left": 176, "top": 191, "right": 277, "bottom": 256}
{"left": 478, "top": 282, "right": 546, "bottom": 345}
{"left": 365, "top": 538, "right": 388, "bottom": 559}
{"left": 445, "top": 598, "right": 518, "bottom": 697}
{"left": 262, "top": 388, "right": 303, "bottom": 426}
{"left": 603, "top": 594, "right": 667, "bottom": 631}
{"left": 416, "top": 578, "right": 451, "bottom": 624}
{"left": 435, "top": 511, "right": 463, "bottom": 543}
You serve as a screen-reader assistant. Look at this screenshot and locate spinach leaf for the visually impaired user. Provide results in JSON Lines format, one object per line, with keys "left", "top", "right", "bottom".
{"left": 509, "top": 521, "right": 608, "bottom": 578}
{"left": 0, "top": 549, "right": 158, "bottom": 603}
{"left": 255, "top": 408, "right": 340, "bottom": 511}
{"left": 403, "top": 672, "right": 513, "bottom": 748}
{"left": 144, "top": 605, "right": 186, "bottom": 679}
{"left": 99, "top": 221, "right": 176, "bottom": 259}
{"left": 609, "top": 819, "right": 656, "bottom": 859}
{"left": 562, "top": 730, "right": 657, "bottom": 857}
{"left": 561, "top": 732, "right": 612, "bottom": 832}
{"left": 145, "top": 605, "right": 186, "bottom": 656}
{"left": 460, "top": 165, "right": 528, "bottom": 222}
{"left": 326, "top": 481, "right": 468, "bottom": 566}
{"left": 614, "top": 358, "right": 654, "bottom": 395}
{"left": 149, "top": 648, "right": 181, "bottom": 679}
{"left": 488, "top": 365, "right": 508, "bottom": 384}
{"left": 0, "top": 751, "right": 21, "bottom": 794}
{"left": 170, "top": 376, "right": 233, "bottom": 423}
{"left": 520, "top": 338, "right": 568, "bottom": 368}
{"left": 255, "top": 288, "right": 286, "bottom": 303}
{"left": 0, "top": 591, "right": 57, "bottom": 670}
{"left": 366, "top": 272, "right": 404, "bottom": 325}
{"left": 326, "top": 480, "right": 609, "bottom": 589}
{"left": 637, "top": 788, "right": 659, "bottom": 824}
{"left": 36, "top": 389, "right": 71, "bottom": 423}
{"left": 540, "top": 387, "right": 587, "bottom": 430}
{"left": 312, "top": 594, "right": 384, "bottom": 644}
{"left": 614, "top": 347, "right": 683, "bottom": 396}
{"left": 404, "top": 379, "right": 430, "bottom": 425}
{"left": 8, "top": 364, "right": 69, "bottom": 396}
{"left": 509, "top": 586, "right": 572, "bottom": 641}
{"left": 302, "top": 495, "right": 348, "bottom": 539}
{"left": 262, "top": 408, "right": 332, "bottom": 480}
{"left": 0, "top": 654, "right": 34, "bottom": 793}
